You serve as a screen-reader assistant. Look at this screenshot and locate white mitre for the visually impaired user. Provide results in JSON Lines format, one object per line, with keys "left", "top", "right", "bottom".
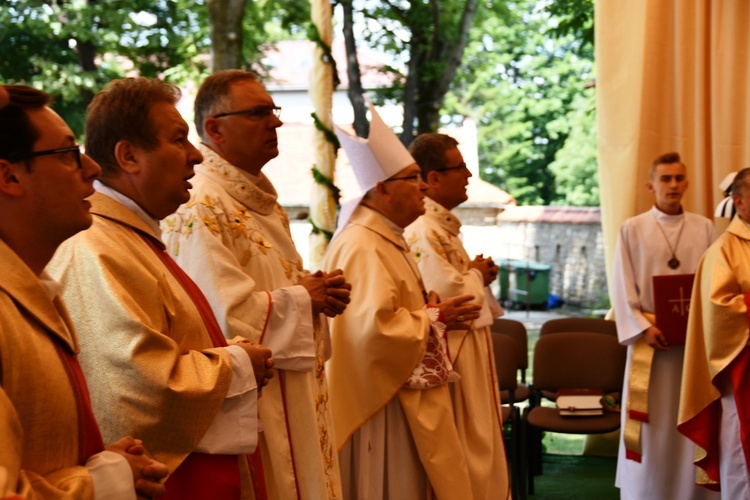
{"left": 719, "top": 171, "right": 738, "bottom": 194}
{"left": 333, "top": 101, "right": 416, "bottom": 236}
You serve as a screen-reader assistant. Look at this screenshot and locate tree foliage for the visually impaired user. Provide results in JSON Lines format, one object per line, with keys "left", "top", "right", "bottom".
{"left": 0, "top": 0, "right": 309, "bottom": 135}
{"left": 339, "top": 0, "right": 509, "bottom": 143}
{"left": 339, "top": 0, "right": 597, "bottom": 205}
{"left": 445, "top": 0, "right": 597, "bottom": 205}
{"left": 2, "top": 0, "right": 598, "bottom": 206}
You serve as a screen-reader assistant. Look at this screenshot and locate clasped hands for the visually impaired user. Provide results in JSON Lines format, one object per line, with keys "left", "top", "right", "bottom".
{"left": 469, "top": 254, "right": 498, "bottom": 287}
{"left": 106, "top": 436, "right": 169, "bottom": 499}
{"left": 233, "top": 340, "right": 275, "bottom": 390}
{"left": 300, "top": 268, "right": 352, "bottom": 318}
{"left": 426, "top": 291, "right": 482, "bottom": 331}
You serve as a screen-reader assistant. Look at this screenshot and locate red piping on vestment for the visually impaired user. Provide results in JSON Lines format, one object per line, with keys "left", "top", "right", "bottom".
{"left": 258, "top": 291, "right": 272, "bottom": 344}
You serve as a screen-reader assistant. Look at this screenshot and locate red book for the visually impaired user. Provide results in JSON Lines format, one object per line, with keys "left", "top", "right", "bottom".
{"left": 652, "top": 274, "right": 695, "bottom": 346}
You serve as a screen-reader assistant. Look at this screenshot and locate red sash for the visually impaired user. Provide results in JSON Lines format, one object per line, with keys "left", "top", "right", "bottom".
{"left": 678, "top": 294, "right": 750, "bottom": 491}
{"left": 141, "top": 235, "right": 267, "bottom": 500}
{"left": 53, "top": 344, "right": 105, "bottom": 464}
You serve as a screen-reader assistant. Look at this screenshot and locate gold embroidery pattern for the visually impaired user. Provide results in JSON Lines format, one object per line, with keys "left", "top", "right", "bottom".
{"left": 199, "top": 146, "right": 277, "bottom": 214}
{"left": 276, "top": 204, "right": 292, "bottom": 234}
{"left": 163, "top": 147, "right": 335, "bottom": 495}
{"left": 423, "top": 200, "right": 469, "bottom": 271}
{"left": 312, "top": 319, "right": 338, "bottom": 497}
{"left": 163, "top": 193, "right": 286, "bottom": 265}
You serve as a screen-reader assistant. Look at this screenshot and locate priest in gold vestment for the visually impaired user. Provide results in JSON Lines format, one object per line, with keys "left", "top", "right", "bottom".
{"left": 404, "top": 133, "right": 510, "bottom": 500}
{"left": 0, "top": 85, "right": 168, "bottom": 498}
{"left": 47, "top": 78, "right": 274, "bottom": 500}
{"left": 323, "top": 103, "right": 479, "bottom": 499}
{"left": 679, "top": 167, "right": 750, "bottom": 498}
{"left": 162, "top": 70, "right": 350, "bottom": 499}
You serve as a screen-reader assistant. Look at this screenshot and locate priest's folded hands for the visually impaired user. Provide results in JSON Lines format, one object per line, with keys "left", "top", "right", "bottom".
{"left": 299, "top": 268, "right": 352, "bottom": 317}
{"left": 426, "top": 291, "right": 482, "bottom": 330}
{"left": 106, "top": 436, "right": 169, "bottom": 499}
{"left": 231, "top": 339, "right": 276, "bottom": 390}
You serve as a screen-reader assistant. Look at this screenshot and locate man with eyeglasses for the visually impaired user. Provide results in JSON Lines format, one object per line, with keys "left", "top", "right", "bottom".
{"left": 162, "top": 69, "right": 351, "bottom": 499}
{"left": 47, "top": 77, "right": 276, "bottom": 500}
{"left": 322, "top": 103, "right": 479, "bottom": 499}
{"left": 0, "top": 84, "right": 169, "bottom": 498}
{"left": 403, "top": 133, "right": 509, "bottom": 500}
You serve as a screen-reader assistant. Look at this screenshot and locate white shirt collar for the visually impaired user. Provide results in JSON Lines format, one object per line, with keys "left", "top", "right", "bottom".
{"left": 651, "top": 204, "right": 684, "bottom": 221}
{"left": 94, "top": 180, "right": 162, "bottom": 238}
{"left": 38, "top": 270, "right": 61, "bottom": 300}
{"left": 236, "top": 169, "right": 260, "bottom": 184}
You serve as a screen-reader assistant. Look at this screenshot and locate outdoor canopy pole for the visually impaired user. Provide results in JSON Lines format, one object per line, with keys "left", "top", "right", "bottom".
{"left": 308, "top": 0, "right": 337, "bottom": 269}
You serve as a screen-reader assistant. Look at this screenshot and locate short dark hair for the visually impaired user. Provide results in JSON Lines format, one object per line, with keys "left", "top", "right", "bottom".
{"left": 0, "top": 85, "right": 51, "bottom": 171}
{"left": 194, "top": 70, "right": 259, "bottom": 141}
{"left": 408, "top": 133, "right": 459, "bottom": 179}
{"left": 649, "top": 152, "right": 683, "bottom": 180}
{"left": 731, "top": 167, "right": 750, "bottom": 197}
{"left": 85, "top": 78, "right": 181, "bottom": 177}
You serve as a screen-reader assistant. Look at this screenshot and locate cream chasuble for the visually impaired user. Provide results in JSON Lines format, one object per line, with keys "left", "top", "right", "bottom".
{"left": 322, "top": 204, "right": 472, "bottom": 500}
{"left": 162, "top": 145, "right": 340, "bottom": 500}
{"left": 47, "top": 193, "right": 257, "bottom": 498}
{"left": 679, "top": 216, "right": 750, "bottom": 495}
{"left": 0, "top": 240, "right": 107, "bottom": 499}
{"left": 611, "top": 206, "right": 716, "bottom": 500}
{"left": 405, "top": 197, "right": 510, "bottom": 500}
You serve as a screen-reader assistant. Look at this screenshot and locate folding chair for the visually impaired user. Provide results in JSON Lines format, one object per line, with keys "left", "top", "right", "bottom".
{"left": 491, "top": 331, "right": 524, "bottom": 499}
{"left": 523, "top": 332, "right": 626, "bottom": 496}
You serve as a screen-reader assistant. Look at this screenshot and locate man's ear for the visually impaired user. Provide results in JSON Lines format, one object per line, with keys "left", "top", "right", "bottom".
{"left": 426, "top": 170, "right": 441, "bottom": 188}
{"left": 203, "top": 117, "right": 223, "bottom": 144}
{"left": 0, "top": 159, "right": 24, "bottom": 197}
{"left": 113, "top": 140, "right": 140, "bottom": 174}
{"left": 374, "top": 180, "right": 391, "bottom": 199}
{"left": 646, "top": 180, "right": 654, "bottom": 193}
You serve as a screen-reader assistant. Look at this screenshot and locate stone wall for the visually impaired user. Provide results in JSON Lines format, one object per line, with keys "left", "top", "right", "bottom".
{"left": 491, "top": 220, "right": 608, "bottom": 308}
{"left": 458, "top": 205, "right": 608, "bottom": 309}
{"left": 287, "top": 205, "right": 610, "bottom": 309}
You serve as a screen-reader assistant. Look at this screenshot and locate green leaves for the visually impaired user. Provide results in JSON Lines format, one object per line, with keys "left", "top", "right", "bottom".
{"left": 0, "top": 0, "right": 310, "bottom": 137}
{"left": 446, "top": 0, "right": 597, "bottom": 205}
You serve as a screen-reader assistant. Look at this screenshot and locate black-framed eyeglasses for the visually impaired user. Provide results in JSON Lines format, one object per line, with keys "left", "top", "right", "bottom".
{"left": 435, "top": 162, "right": 468, "bottom": 173}
{"left": 6, "top": 145, "right": 82, "bottom": 170}
{"left": 383, "top": 174, "right": 422, "bottom": 184}
{"left": 213, "top": 105, "right": 282, "bottom": 120}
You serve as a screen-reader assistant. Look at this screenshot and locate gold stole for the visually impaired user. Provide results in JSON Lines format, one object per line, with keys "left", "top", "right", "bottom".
{"left": 624, "top": 311, "right": 656, "bottom": 462}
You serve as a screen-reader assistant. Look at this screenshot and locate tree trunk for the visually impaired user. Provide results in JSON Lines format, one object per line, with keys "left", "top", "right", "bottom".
{"left": 206, "top": 0, "right": 247, "bottom": 71}
{"left": 409, "top": 0, "right": 480, "bottom": 137}
{"left": 400, "top": 32, "right": 423, "bottom": 146}
{"left": 341, "top": 0, "right": 368, "bottom": 137}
